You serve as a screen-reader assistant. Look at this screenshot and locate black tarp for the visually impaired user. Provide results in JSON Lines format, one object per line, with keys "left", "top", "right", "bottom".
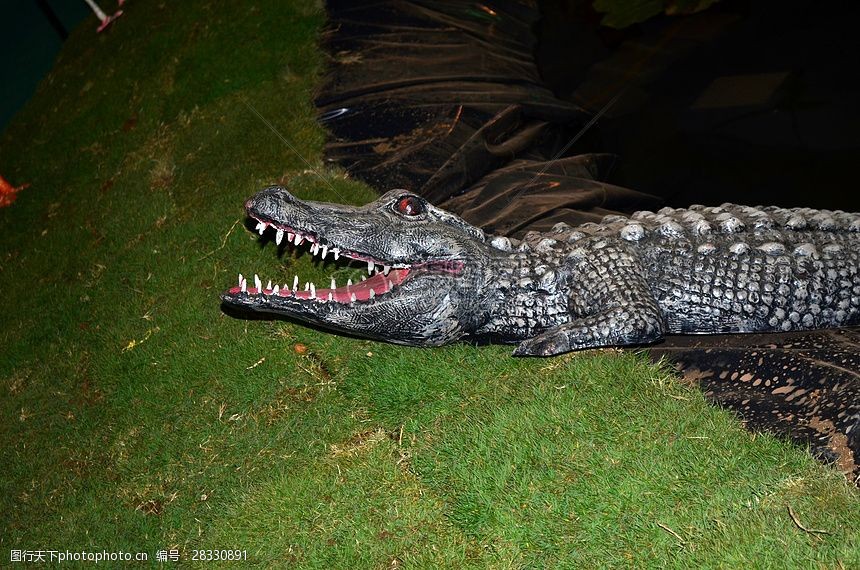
{"left": 317, "top": 0, "right": 661, "bottom": 235}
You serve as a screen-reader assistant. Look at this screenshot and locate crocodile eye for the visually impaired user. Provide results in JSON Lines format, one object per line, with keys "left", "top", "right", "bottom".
{"left": 394, "top": 196, "right": 425, "bottom": 217}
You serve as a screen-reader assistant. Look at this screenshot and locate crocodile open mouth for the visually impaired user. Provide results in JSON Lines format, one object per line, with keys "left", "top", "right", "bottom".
{"left": 224, "top": 215, "right": 463, "bottom": 305}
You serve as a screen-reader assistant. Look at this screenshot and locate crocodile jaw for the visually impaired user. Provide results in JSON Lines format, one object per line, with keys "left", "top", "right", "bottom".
{"left": 220, "top": 186, "right": 484, "bottom": 346}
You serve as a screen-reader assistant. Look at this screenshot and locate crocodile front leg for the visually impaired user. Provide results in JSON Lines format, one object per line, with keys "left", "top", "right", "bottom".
{"left": 512, "top": 301, "right": 665, "bottom": 356}
{"left": 513, "top": 242, "right": 666, "bottom": 356}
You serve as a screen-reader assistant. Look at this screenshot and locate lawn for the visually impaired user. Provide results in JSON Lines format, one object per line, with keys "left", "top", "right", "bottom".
{"left": 1, "top": 1, "right": 857, "bottom": 567}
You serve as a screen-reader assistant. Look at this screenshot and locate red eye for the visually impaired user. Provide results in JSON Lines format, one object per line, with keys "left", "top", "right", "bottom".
{"left": 394, "top": 196, "right": 424, "bottom": 216}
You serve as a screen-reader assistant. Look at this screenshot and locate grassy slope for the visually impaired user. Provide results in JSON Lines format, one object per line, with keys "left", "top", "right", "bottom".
{"left": 0, "top": 1, "right": 857, "bottom": 567}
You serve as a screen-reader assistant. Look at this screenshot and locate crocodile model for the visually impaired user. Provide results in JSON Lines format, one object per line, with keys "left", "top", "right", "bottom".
{"left": 221, "top": 186, "right": 860, "bottom": 357}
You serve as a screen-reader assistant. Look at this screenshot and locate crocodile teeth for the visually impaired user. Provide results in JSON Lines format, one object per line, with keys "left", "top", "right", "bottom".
{"left": 238, "top": 273, "right": 244, "bottom": 286}
{"left": 333, "top": 248, "right": 340, "bottom": 260}
{"left": 331, "top": 277, "right": 336, "bottom": 289}
{"left": 369, "top": 288, "right": 375, "bottom": 299}
{"left": 254, "top": 274, "right": 262, "bottom": 292}
{"left": 383, "top": 265, "right": 391, "bottom": 275}
{"left": 295, "top": 235, "right": 303, "bottom": 246}
{"left": 293, "top": 275, "right": 299, "bottom": 290}
{"left": 367, "top": 261, "right": 374, "bottom": 274}
{"left": 266, "top": 280, "right": 272, "bottom": 290}
{"left": 287, "top": 232, "right": 295, "bottom": 243}
{"left": 321, "top": 245, "right": 328, "bottom": 259}
{"left": 328, "top": 292, "right": 333, "bottom": 301}
{"left": 240, "top": 278, "right": 247, "bottom": 293}
{"left": 360, "top": 276, "right": 366, "bottom": 282}
{"left": 272, "top": 285, "right": 279, "bottom": 295}
{"left": 310, "top": 283, "right": 316, "bottom": 298}
{"left": 311, "top": 243, "right": 319, "bottom": 255}
{"left": 275, "top": 229, "right": 284, "bottom": 245}
{"left": 351, "top": 292, "right": 356, "bottom": 303}
{"left": 256, "top": 222, "right": 266, "bottom": 235}
{"left": 304, "top": 282, "right": 309, "bottom": 291}
{"left": 347, "top": 278, "right": 353, "bottom": 287}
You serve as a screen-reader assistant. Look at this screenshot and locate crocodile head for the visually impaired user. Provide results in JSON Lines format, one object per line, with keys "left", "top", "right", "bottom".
{"left": 221, "top": 186, "right": 492, "bottom": 345}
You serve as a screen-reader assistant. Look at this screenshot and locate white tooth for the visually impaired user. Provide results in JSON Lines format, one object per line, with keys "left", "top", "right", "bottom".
{"left": 367, "top": 261, "right": 374, "bottom": 274}
{"left": 304, "top": 282, "right": 309, "bottom": 291}
{"left": 266, "top": 280, "right": 272, "bottom": 290}
{"left": 295, "top": 235, "right": 303, "bottom": 246}
{"left": 276, "top": 229, "right": 284, "bottom": 245}
{"left": 361, "top": 276, "right": 366, "bottom": 281}
{"left": 287, "top": 232, "right": 294, "bottom": 243}
{"left": 240, "top": 279, "right": 247, "bottom": 293}
{"left": 330, "top": 277, "right": 336, "bottom": 289}
{"left": 387, "top": 279, "right": 393, "bottom": 290}
{"left": 293, "top": 275, "right": 299, "bottom": 290}
{"left": 333, "top": 248, "right": 340, "bottom": 260}
{"left": 272, "top": 285, "right": 279, "bottom": 295}
{"left": 350, "top": 292, "right": 356, "bottom": 303}
{"left": 254, "top": 274, "right": 262, "bottom": 291}
{"left": 256, "top": 221, "right": 266, "bottom": 235}
{"left": 310, "top": 283, "right": 316, "bottom": 298}
{"left": 369, "top": 288, "right": 375, "bottom": 299}
{"left": 347, "top": 278, "right": 353, "bottom": 287}
{"left": 238, "top": 273, "right": 244, "bottom": 286}
{"left": 328, "top": 292, "right": 333, "bottom": 301}
{"left": 311, "top": 243, "right": 319, "bottom": 256}
{"left": 383, "top": 265, "right": 391, "bottom": 275}
{"left": 321, "top": 245, "right": 328, "bottom": 259}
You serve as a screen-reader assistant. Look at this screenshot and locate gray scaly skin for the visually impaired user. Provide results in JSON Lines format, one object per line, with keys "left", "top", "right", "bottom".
{"left": 221, "top": 186, "right": 860, "bottom": 356}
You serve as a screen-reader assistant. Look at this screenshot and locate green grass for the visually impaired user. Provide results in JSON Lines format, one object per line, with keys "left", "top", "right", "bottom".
{"left": 1, "top": 1, "right": 858, "bottom": 567}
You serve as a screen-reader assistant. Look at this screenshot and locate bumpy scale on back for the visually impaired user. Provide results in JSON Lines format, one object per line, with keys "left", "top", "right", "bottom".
{"left": 221, "top": 187, "right": 860, "bottom": 357}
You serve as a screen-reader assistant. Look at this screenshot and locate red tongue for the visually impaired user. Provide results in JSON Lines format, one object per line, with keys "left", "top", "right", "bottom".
{"left": 294, "top": 268, "right": 409, "bottom": 302}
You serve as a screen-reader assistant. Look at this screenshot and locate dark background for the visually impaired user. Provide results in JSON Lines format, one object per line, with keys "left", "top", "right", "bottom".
{"left": 538, "top": 0, "right": 860, "bottom": 211}
{"left": 0, "top": 0, "right": 89, "bottom": 131}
